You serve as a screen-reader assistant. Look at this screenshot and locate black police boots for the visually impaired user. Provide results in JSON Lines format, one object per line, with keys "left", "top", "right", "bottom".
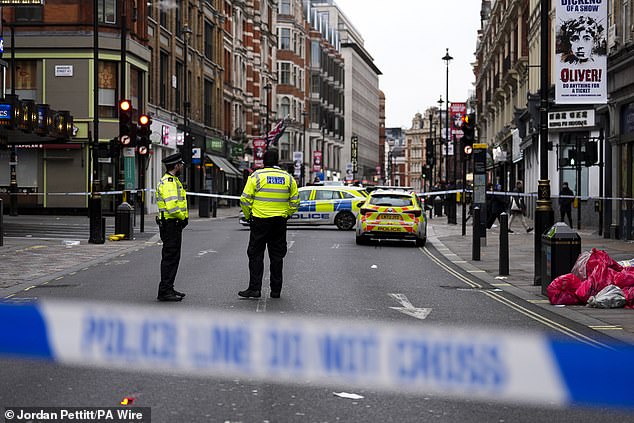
{"left": 157, "top": 293, "right": 183, "bottom": 302}
{"left": 238, "top": 289, "right": 261, "bottom": 298}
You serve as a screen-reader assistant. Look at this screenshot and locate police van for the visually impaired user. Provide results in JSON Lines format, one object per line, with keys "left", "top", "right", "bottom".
{"left": 239, "top": 185, "right": 367, "bottom": 230}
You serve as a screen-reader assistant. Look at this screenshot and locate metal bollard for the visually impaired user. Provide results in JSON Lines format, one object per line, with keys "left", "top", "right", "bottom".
{"left": 0, "top": 198, "right": 3, "bottom": 247}
{"left": 499, "top": 212, "right": 509, "bottom": 275}
{"left": 472, "top": 206, "right": 481, "bottom": 261}
{"left": 212, "top": 197, "right": 217, "bottom": 218}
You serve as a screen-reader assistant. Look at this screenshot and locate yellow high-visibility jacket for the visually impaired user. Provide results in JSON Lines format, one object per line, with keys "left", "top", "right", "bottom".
{"left": 241, "top": 167, "right": 299, "bottom": 219}
{"left": 156, "top": 173, "right": 189, "bottom": 220}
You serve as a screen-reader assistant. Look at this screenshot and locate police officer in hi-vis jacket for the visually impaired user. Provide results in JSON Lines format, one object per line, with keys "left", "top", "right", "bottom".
{"left": 239, "top": 149, "right": 299, "bottom": 299}
{"left": 156, "top": 152, "right": 188, "bottom": 302}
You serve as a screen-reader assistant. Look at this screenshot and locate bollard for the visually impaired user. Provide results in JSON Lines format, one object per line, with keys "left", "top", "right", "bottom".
{"left": 212, "top": 197, "right": 217, "bottom": 218}
{"left": 499, "top": 212, "right": 509, "bottom": 276}
{"left": 199, "top": 190, "right": 210, "bottom": 218}
{"left": 0, "top": 198, "right": 3, "bottom": 247}
{"left": 472, "top": 206, "right": 481, "bottom": 261}
{"left": 433, "top": 196, "right": 443, "bottom": 217}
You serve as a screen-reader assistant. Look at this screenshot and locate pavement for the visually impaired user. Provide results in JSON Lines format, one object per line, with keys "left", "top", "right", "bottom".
{"left": 2, "top": 205, "right": 634, "bottom": 344}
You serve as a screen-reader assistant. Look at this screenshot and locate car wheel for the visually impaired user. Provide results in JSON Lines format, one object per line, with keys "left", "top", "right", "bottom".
{"left": 356, "top": 234, "right": 369, "bottom": 245}
{"left": 415, "top": 236, "right": 427, "bottom": 247}
{"left": 335, "top": 211, "right": 356, "bottom": 230}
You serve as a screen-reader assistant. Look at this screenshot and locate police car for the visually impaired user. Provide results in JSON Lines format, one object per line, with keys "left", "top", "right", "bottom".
{"left": 239, "top": 185, "right": 368, "bottom": 230}
{"left": 355, "top": 187, "right": 427, "bottom": 246}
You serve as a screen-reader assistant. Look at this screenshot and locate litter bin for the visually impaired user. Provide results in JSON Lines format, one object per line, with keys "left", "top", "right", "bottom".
{"left": 115, "top": 202, "right": 134, "bottom": 240}
{"left": 199, "top": 190, "right": 210, "bottom": 218}
{"left": 433, "top": 196, "right": 443, "bottom": 217}
{"left": 541, "top": 222, "right": 581, "bottom": 295}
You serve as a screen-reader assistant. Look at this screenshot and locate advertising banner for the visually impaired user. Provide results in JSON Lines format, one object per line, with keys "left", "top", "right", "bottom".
{"left": 312, "top": 151, "right": 322, "bottom": 173}
{"left": 293, "top": 151, "right": 303, "bottom": 178}
{"left": 555, "top": 1, "right": 607, "bottom": 104}
{"left": 450, "top": 103, "right": 467, "bottom": 140}
{"left": 253, "top": 138, "right": 267, "bottom": 168}
{"left": 351, "top": 136, "right": 359, "bottom": 173}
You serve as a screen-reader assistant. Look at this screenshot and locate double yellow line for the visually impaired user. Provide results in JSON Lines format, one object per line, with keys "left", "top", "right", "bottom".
{"left": 421, "top": 246, "right": 610, "bottom": 350}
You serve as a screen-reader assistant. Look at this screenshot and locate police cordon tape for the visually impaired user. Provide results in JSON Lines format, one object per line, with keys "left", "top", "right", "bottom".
{"left": 1, "top": 299, "right": 634, "bottom": 410}
{"left": 5, "top": 188, "right": 634, "bottom": 203}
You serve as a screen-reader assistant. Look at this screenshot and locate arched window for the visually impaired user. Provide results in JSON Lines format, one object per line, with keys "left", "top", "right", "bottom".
{"left": 280, "top": 97, "right": 291, "bottom": 118}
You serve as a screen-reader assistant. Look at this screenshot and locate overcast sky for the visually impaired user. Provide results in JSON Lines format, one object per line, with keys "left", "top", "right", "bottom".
{"left": 333, "top": 0, "right": 482, "bottom": 129}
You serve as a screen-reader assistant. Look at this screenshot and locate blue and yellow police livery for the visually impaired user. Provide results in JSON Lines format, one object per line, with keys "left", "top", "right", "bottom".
{"left": 240, "top": 185, "right": 367, "bottom": 230}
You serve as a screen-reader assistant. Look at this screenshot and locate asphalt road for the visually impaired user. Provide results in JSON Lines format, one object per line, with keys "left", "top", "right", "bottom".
{"left": 1, "top": 218, "right": 632, "bottom": 422}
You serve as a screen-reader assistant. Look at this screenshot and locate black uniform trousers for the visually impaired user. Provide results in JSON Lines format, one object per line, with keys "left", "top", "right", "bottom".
{"left": 247, "top": 216, "right": 288, "bottom": 293}
{"left": 158, "top": 219, "right": 184, "bottom": 296}
{"left": 560, "top": 207, "right": 573, "bottom": 227}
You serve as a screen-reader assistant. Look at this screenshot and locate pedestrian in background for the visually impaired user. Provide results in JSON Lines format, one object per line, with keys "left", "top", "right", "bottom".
{"left": 239, "top": 149, "right": 300, "bottom": 299}
{"left": 559, "top": 182, "right": 575, "bottom": 227}
{"left": 155, "top": 153, "right": 188, "bottom": 302}
{"left": 487, "top": 184, "right": 508, "bottom": 229}
{"left": 508, "top": 181, "right": 533, "bottom": 234}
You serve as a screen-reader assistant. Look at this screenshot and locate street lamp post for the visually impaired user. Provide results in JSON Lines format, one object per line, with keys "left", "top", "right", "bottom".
{"left": 534, "top": 0, "right": 554, "bottom": 286}
{"left": 182, "top": 24, "right": 193, "bottom": 190}
{"left": 264, "top": 83, "right": 272, "bottom": 136}
{"left": 437, "top": 96, "right": 444, "bottom": 185}
{"left": 302, "top": 110, "right": 308, "bottom": 186}
{"left": 442, "top": 48, "right": 456, "bottom": 224}
{"left": 429, "top": 110, "right": 434, "bottom": 189}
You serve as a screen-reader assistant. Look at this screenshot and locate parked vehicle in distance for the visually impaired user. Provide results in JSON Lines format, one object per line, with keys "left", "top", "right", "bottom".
{"left": 239, "top": 185, "right": 368, "bottom": 230}
{"left": 355, "top": 187, "right": 427, "bottom": 246}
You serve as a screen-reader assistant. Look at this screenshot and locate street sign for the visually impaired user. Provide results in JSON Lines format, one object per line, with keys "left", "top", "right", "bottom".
{"left": 351, "top": 136, "right": 358, "bottom": 173}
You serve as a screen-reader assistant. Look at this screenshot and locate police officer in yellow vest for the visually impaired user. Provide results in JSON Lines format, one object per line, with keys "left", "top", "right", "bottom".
{"left": 239, "top": 149, "right": 299, "bottom": 299}
{"left": 156, "top": 152, "right": 189, "bottom": 302}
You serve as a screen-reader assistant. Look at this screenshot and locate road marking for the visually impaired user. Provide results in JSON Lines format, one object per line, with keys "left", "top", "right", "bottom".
{"left": 491, "top": 283, "right": 511, "bottom": 286}
{"left": 420, "top": 246, "right": 610, "bottom": 349}
{"left": 589, "top": 325, "right": 622, "bottom": 330}
{"left": 528, "top": 299, "right": 551, "bottom": 304}
{"left": 331, "top": 243, "right": 340, "bottom": 249}
{"left": 256, "top": 287, "right": 270, "bottom": 313}
{"left": 288, "top": 240, "right": 295, "bottom": 250}
{"left": 388, "top": 293, "right": 432, "bottom": 320}
{"left": 24, "top": 286, "right": 37, "bottom": 292}
{"left": 197, "top": 249, "right": 217, "bottom": 257}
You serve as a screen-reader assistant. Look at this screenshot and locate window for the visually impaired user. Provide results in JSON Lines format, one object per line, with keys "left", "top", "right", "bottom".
{"left": 280, "top": 97, "right": 290, "bottom": 118}
{"left": 159, "top": 51, "right": 169, "bottom": 108}
{"left": 311, "top": 41, "right": 320, "bottom": 67}
{"left": 98, "top": 61, "right": 117, "bottom": 118}
{"left": 160, "top": 5, "right": 168, "bottom": 28}
{"left": 279, "top": 0, "right": 291, "bottom": 15}
{"left": 279, "top": 62, "right": 291, "bottom": 84}
{"left": 175, "top": 61, "right": 183, "bottom": 113}
{"left": 15, "top": 7, "right": 42, "bottom": 22}
{"left": 175, "top": 0, "right": 182, "bottom": 36}
{"left": 97, "top": 0, "right": 116, "bottom": 24}
{"left": 299, "top": 190, "right": 312, "bottom": 201}
{"left": 205, "top": 21, "right": 214, "bottom": 60}
{"left": 204, "top": 79, "right": 214, "bottom": 126}
{"left": 279, "top": 28, "right": 291, "bottom": 50}
{"left": 129, "top": 67, "right": 144, "bottom": 114}
{"left": 315, "top": 190, "right": 341, "bottom": 200}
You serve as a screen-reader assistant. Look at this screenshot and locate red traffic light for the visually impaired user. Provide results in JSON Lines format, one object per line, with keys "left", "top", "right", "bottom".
{"left": 119, "top": 99, "right": 132, "bottom": 112}
{"left": 138, "top": 114, "right": 150, "bottom": 126}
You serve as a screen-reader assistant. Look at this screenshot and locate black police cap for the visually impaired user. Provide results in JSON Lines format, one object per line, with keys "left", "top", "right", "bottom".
{"left": 162, "top": 152, "right": 184, "bottom": 166}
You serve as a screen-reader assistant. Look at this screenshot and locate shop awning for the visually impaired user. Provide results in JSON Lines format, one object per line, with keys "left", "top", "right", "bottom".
{"left": 206, "top": 154, "right": 241, "bottom": 177}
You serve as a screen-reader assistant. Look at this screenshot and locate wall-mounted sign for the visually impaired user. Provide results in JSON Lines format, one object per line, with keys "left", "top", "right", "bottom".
{"left": 55, "top": 65, "right": 73, "bottom": 77}
{"left": 548, "top": 109, "right": 595, "bottom": 129}
{"left": 0, "top": 103, "right": 11, "bottom": 121}
{"left": 0, "top": 1, "right": 45, "bottom": 5}
{"left": 351, "top": 135, "right": 358, "bottom": 173}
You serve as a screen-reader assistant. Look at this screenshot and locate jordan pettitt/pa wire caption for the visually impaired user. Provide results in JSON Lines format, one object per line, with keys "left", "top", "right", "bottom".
{"left": 3, "top": 407, "right": 151, "bottom": 423}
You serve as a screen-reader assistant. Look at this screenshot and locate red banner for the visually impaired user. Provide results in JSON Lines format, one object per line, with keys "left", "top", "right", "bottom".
{"left": 450, "top": 102, "right": 467, "bottom": 140}
{"left": 253, "top": 138, "right": 267, "bottom": 168}
{"left": 312, "top": 151, "right": 322, "bottom": 173}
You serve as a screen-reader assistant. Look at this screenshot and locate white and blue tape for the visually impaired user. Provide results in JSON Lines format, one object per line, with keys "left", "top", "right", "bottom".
{"left": 1, "top": 299, "right": 633, "bottom": 410}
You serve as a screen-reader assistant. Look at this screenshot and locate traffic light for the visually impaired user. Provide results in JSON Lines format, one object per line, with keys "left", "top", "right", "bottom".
{"left": 118, "top": 99, "right": 135, "bottom": 146}
{"left": 583, "top": 140, "right": 598, "bottom": 166}
{"left": 137, "top": 113, "right": 152, "bottom": 156}
{"left": 461, "top": 113, "right": 476, "bottom": 147}
{"left": 425, "top": 138, "right": 435, "bottom": 166}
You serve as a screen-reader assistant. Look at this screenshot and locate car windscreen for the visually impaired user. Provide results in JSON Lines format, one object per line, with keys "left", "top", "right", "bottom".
{"left": 368, "top": 194, "right": 413, "bottom": 207}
